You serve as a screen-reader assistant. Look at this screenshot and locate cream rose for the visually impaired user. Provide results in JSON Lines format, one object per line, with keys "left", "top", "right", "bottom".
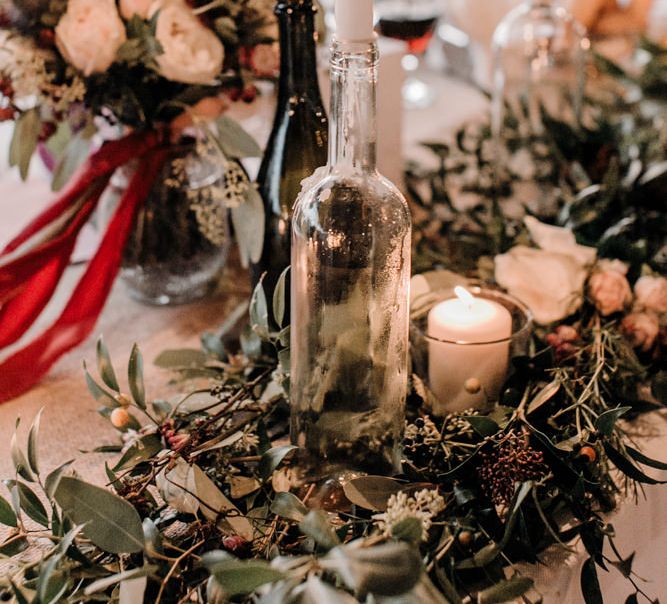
{"left": 635, "top": 276, "right": 667, "bottom": 314}
{"left": 120, "top": 0, "right": 153, "bottom": 20}
{"left": 151, "top": 0, "right": 224, "bottom": 85}
{"left": 588, "top": 264, "right": 633, "bottom": 316}
{"left": 495, "top": 246, "right": 589, "bottom": 325}
{"left": 55, "top": 0, "right": 126, "bottom": 75}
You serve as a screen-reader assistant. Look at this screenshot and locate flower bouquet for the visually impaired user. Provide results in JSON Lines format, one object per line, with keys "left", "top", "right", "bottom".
{"left": 0, "top": 0, "right": 278, "bottom": 400}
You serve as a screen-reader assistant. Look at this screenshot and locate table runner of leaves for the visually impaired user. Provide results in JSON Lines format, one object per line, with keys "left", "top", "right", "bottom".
{"left": 2, "top": 42, "right": 667, "bottom": 604}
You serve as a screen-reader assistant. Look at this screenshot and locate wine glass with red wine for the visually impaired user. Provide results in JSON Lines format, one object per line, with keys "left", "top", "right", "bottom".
{"left": 375, "top": 0, "right": 442, "bottom": 109}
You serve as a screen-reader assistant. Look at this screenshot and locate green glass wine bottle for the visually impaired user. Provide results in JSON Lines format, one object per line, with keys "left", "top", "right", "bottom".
{"left": 251, "top": 0, "right": 328, "bottom": 316}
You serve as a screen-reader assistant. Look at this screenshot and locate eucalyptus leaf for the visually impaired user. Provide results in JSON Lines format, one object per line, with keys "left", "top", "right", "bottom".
{"left": 203, "top": 552, "right": 286, "bottom": 596}
{"left": 113, "top": 434, "right": 163, "bottom": 472}
{"left": 273, "top": 267, "right": 289, "bottom": 329}
{"left": 527, "top": 381, "right": 560, "bottom": 415}
{"left": 128, "top": 344, "right": 146, "bottom": 409}
{"left": 7, "top": 480, "right": 49, "bottom": 526}
{"left": 51, "top": 131, "right": 91, "bottom": 191}
{"left": 250, "top": 279, "right": 270, "bottom": 338}
{"left": 85, "top": 363, "right": 119, "bottom": 407}
{"left": 0, "top": 493, "right": 18, "bottom": 527}
{"left": 603, "top": 443, "right": 667, "bottom": 485}
{"left": 26, "top": 408, "right": 43, "bottom": 476}
{"left": 300, "top": 510, "right": 341, "bottom": 550}
{"left": 324, "top": 542, "right": 422, "bottom": 597}
{"left": 477, "top": 576, "right": 534, "bottom": 604}
{"left": 626, "top": 446, "right": 667, "bottom": 471}
{"left": 44, "top": 460, "right": 73, "bottom": 499}
{"left": 342, "top": 476, "right": 405, "bottom": 512}
{"left": 581, "top": 557, "right": 603, "bottom": 604}
{"left": 595, "top": 406, "right": 631, "bottom": 437}
{"left": 36, "top": 557, "right": 69, "bottom": 604}
{"left": 154, "top": 348, "right": 208, "bottom": 369}
{"left": 463, "top": 415, "right": 499, "bottom": 438}
{"left": 11, "top": 432, "right": 35, "bottom": 482}
{"left": 96, "top": 337, "right": 120, "bottom": 391}
{"left": 9, "top": 108, "right": 41, "bottom": 180}
{"left": 231, "top": 185, "right": 265, "bottom": 267}
{"left": 215, "top": 116, "right": 262, "bottom": 158}
{"left": 258, "top": 445, "right": 297, "bottom": 481}
{"left": 54, "top": 476, "right": 144, "bottom": 553}
{"left": 84, "top": 565, "right": 157, "bottom": 595}
{"left": 270, "top": 491, "right": 308, "bottom": 522}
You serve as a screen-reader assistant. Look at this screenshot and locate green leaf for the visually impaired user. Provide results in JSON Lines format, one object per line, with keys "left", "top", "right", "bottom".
{"left": 113, "top": 434, "right": 162, "bottom": 472}
{"left": 44, "top": 460, "right": 73, "bottom": 499}
{"left": 36, "top": 556, "right": 69, "bottom": 604}
{"left": 581, "top": 557, "right": 603, "bottom": 604}
{"left": 250, "top": 277, "right": 270, "bottom": 338}
{"left": 273, "top": 267, "right": 289, "bottom": 329}
{"left": 477, "top": 576, "right": 534, "bottom": 604}
{"left": 258, "top": 445, "right": 297, "bottom": 481}
{"left": 299, "top": 510, "right": 341, "bottom": 550}
{"left": 27, "top": 407, "right": 44, "bottom": 476}
{"left": 85, "top": 363, "right": 119, "bottom": 407}
{"left": 603, "top": 443, "right": 667, "bottom": 485}
{"left": 96, "top": 337, "right": 120, "bottom": 391}
{"left": 595, "top": 406, "right": 631, "bottom": 437}
{"left": 154, "top": 348, "right": 208, "bottom": 369}
{"left": 456, "top": 542, "right": 500, "bottom": 569}
{"left": 270, "top": 492, "right": 308, "bottom": 522}
{"left": 7, "top": 480, "right": 49, "bottom": 526}
{"left": 231, "top": 185, "right": 265, "bottom": 267}
{"left": 51, "top": 131, "right": 91, "bottom": 191}
{"left": 626, "top": 446, "right": 667, "bottom": 471}
{"left": 203, "top": 552, "right": 286, "bottom": 596}
{"left": 463, "top": 415, "right": 499, "bottom": 438}
{"left": 11, "top": 431, "right": 35, "bottom": 482}
{"left": 128, "top": 344, "right": 146, "bottom": 409}
{"left": 54, "top": 476, "right": 144, "bottom": 553}
{"left": 0, "top": 494, "right": 17, "bottom": 527}
{"left": 324, "top": 542, "right": 422, "bottom": 598}
{"left": 215, "top": 116, "right": 262, "bottom": 158}
{"left": 527, "top": 380, "right": 560, "bottom": 415}
{"left": 9, "top": 108, "right": 41, "bottom": 180}
{"left": 342, "top": 476, "right": 405, "bottom": 512}
{"left": 391, "top": 517, "right": 423, "bottom": 544}
{"left": 84, "top": 565, "right": 157, "bottom": 595}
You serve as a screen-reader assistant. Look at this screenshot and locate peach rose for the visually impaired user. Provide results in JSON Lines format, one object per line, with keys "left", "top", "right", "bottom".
{"left": 588, "top": 262, "right": 632, "bottom": 316}
{"left": 151, "top": 0, "right": 224, "bottom": 85}
{"left": 55, "top": 0, "right": 126, "bottom": 75}
{"left": 249, "top": 43, "right": 280, "bottom": 77}
{"left": 621, "top": 312, "right": 660, "bottom": 352}
{"left": 634, "top": 276, "right": 667, "bottom": 314}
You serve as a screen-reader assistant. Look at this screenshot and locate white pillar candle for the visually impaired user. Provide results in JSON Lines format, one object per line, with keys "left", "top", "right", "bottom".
{"left": 427, "top": 287, "right": 512, "bottom": 415}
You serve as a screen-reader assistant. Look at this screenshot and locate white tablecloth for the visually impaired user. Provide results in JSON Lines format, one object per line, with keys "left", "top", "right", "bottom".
{"left": 0, "top": 75, "right": 666, "bottom": 603}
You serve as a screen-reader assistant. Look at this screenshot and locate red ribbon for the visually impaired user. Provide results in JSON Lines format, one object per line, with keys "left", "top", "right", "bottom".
{"left": 0, "top": 131, "right": 167, "bottom": 402}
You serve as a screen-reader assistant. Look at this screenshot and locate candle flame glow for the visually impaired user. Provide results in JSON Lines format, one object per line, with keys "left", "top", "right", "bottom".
{"left": 455, "top": 286, "right": 475, "bottom": 306}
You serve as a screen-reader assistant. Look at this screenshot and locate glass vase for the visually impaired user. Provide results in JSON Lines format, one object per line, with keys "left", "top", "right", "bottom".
{"left": 109, "top": 139, "right": 231, "bottom": 306}
{"left": 491, "top": 0, "right": 589, "bottom": 214}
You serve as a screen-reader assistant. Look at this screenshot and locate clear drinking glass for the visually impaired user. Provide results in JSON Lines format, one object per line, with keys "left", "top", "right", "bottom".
{"left": 375, "top": 0, "right": 443, "bottom": 109}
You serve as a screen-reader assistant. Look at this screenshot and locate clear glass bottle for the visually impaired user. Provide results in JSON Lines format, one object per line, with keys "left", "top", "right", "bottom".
{"left": 290, "top": 4, "right": 412, "bottom": 478}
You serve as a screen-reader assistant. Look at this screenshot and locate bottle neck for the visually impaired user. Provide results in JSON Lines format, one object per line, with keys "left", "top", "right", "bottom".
{"left": 328, "top": 38, "right": 378, "bottom": 173}
{"left": 276, "top": 1, "right": 321, "bottom": 100}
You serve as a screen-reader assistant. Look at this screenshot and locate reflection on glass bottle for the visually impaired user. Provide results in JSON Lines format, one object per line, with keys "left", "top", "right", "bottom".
{"left": 492, "top": 0, "right": 589, "bottom": 213}
{"left": 251, "top": 0, "right": 328, "bottom": 320}
{"left": 290, "top": 4, "right": 412, "bottom": 478}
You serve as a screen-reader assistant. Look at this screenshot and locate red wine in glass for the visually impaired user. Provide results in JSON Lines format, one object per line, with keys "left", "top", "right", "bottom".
{"left": 377, "top": 14, "right": 438, "bottom": 54}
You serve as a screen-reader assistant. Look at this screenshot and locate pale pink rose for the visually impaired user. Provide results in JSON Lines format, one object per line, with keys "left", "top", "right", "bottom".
{"left": 55, "top": 0, "right": 126, "bottom": 75}
{"left": 621, "top": 312, "right": 660, "bottom": 352}
{"left": 151, "top": 0, "right": 224, "bottom": 85}
{"left": 119, "top": 0, "right": 153, "bottom": 19}
{"left": 634, "top": 276, "right": 667, "bottom": 314}
{"left": 249, "top": 43, "right": 280, "bottom": 77}
{"left": 588, "top": 268, "right": 632, "bottom": 316}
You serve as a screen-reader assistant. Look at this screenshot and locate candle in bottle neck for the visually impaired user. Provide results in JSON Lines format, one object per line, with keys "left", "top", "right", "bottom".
{"left": 427, "top": 288, "right": 512, "bottom": 414}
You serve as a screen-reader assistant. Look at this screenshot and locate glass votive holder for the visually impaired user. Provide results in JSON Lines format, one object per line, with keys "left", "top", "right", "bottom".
{"left": 410, "top": 285, "right": 533, "bottom": 416}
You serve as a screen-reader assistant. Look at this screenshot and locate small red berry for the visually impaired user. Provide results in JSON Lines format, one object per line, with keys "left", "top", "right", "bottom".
{"left": 241, "top": 85, "right": 257, "bottom": 103}
{"left": 579, "top": 446, "right": 597, "bottom": 463}
{"left": 222, "top": 535, "right": 249, "bottom": 553}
